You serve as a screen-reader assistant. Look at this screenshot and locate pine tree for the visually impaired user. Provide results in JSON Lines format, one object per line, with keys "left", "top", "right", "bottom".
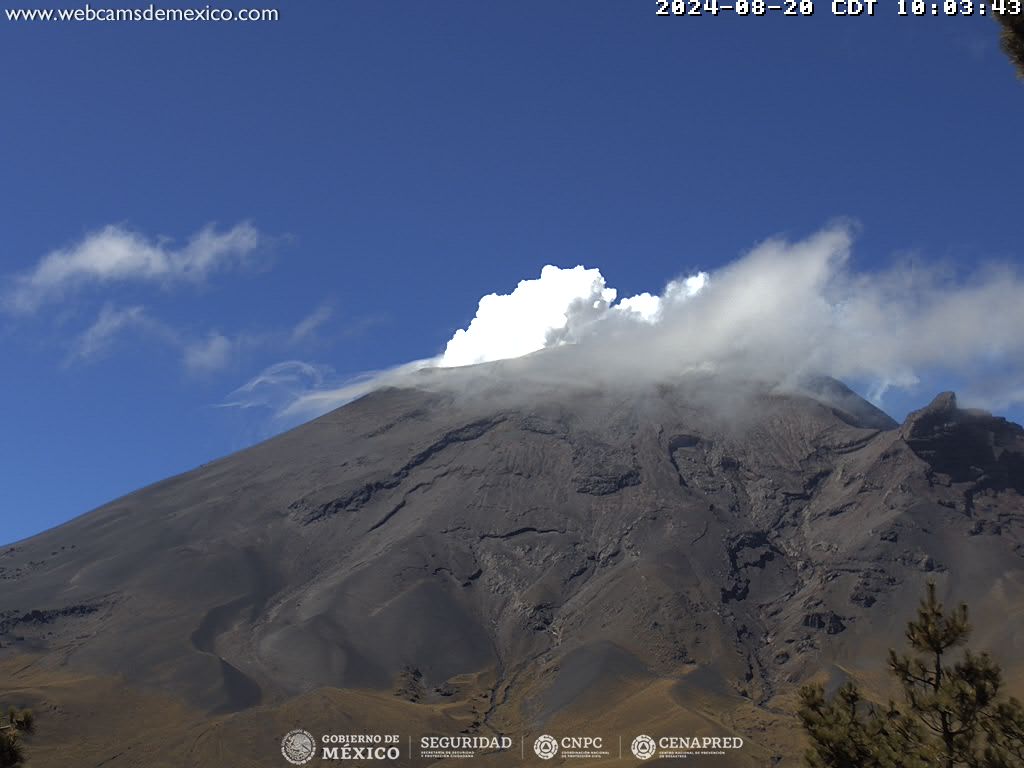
{"left": 996, "top": 11, "right": 1024, "bottom": 79}
{"left": 983, "top": 699, "right": 1024, "bottom": 767}
{"left": 798, "top": 582, "right": 1024, "bottom": 767}
{"left": 0, "top": 727, "right": 23, "bottom": 768}
{"left": 888, "top": 582, "right": 998, "bottom": 766}
{"left": 798, "top": 682, "right": 886, "bottom": 767}
{"left": 0, "top": 707, "right": 33, "bottom": 768}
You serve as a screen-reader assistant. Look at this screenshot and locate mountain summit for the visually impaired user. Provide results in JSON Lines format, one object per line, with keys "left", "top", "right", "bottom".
{"left": 2, "top": 371, "right": 1022, "bottom": 766}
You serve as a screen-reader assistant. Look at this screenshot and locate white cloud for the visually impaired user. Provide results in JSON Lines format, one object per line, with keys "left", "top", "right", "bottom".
{"left": 5, "top": 222, "right": 261, "bottom": 313}
{"left": 222, "top": 360, "right": 326, "bottom": 411}
{"left": 277, "top": 360, "right": 435, "bottom": 419}
{"left": 183, "top": 332, "right": 233, "bottom": 374}
{"left": 613, "top": 292, "right": 662, "bottom": 322}
{"left": 438, "top": 264, "right": 709, "bottom": 366}
{"left": 290, "top": 305, "right": 332, "bottom": 343}
{"left": 67, "top": 304, "right": 149, "bottom": 362}
{"left": 666, "top": 273, "right": 709, "bottom": 301}
{"left": 439, "top": 265, "right": 619, "bottom": 367}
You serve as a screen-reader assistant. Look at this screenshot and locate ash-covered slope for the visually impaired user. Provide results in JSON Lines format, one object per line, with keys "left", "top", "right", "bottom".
{"left": 2, "top": 368, "right": 1023, "bottom": 765}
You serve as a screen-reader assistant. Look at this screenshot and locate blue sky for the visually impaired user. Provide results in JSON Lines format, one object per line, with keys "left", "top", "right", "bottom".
{"left": 2, "top": 1, "right": 1022, "bottom": 543}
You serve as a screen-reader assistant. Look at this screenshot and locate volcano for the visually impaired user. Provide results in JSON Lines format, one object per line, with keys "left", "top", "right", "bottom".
{"left": 2, "top": 362, "right": 1023, "bottom": 767}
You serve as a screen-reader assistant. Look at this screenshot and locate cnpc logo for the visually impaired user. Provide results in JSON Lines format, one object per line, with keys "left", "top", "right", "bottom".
{"left": 533, "top": 735, "right": 559, "bottom": 760}
{"left": 533, "top": 734, "right": 605, "bottom": 760}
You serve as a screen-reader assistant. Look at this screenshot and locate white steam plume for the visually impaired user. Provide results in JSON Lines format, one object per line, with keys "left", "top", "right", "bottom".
{"left": 439, "top": 265, "right": 617, "bottom": 367}
{"left": 228, "top": 224, "right": 1024, "bottom": 423}
{"left": 438, "top": 266, "right": 708, "bottom": 366}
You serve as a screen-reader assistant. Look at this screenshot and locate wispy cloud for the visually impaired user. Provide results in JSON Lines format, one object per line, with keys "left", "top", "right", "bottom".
{"left": 290, "top": 305, "right": 333, "bottom": 343}
{"left": 68, "top": 316, "right": 240, "bottom": 376}
{"left": 1, "top": 220, "right": 367, "bottom": 380}
{"left": 61, "top": 301, "right": 346, "bottom": 376}
{"left": 67, "top": 304, "right": 151, "bottom": 363}
{"left": 183, "top": 332, "right": 233, "bottom": 374}
{"left": 4, "top": 222, "right": 261, "bottom": 313}
{"left": 221, "top": 360, "right": 328, "bottom": 412}
{"left": 277, "top": 360, "right": 432, "bottom": 419}
{"left": 221, "top": 358, "right": 433, "bottom": 424}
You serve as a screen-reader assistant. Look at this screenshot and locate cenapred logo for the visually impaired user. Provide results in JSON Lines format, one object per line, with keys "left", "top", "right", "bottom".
{"left": 281, "top": 729, "right": 316, "bottom": 765}
{"left": 631, "top": 733, "right": 744, "bottom": 760}
{"left": 534, "top": 734, "right": 559, "bottom": 760}
{"left": 631, "top": 734, "right": 657, "bottom": 761}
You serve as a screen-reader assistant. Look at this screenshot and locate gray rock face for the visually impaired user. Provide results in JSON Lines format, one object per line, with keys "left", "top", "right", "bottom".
{"left": 901, "top": 392, "right": 1024, "bottom": 494}
{"left": 1, "top": 370, "right": 1023, "bottom": 735}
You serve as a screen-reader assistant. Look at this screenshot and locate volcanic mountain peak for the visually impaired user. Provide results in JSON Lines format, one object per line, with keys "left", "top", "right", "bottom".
{"left": 1, "top": 375, "right": 1023, "bottom": 767}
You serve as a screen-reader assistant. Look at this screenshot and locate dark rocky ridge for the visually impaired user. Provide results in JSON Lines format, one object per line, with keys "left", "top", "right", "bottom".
{"left": 1, "top": 368, "right": 1022, "bottom": 763}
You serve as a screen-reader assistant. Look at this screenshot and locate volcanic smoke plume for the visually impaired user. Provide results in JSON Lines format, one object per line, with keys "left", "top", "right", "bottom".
{"left": 237, "top": 225, "right": 1024, "bottom": 423}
